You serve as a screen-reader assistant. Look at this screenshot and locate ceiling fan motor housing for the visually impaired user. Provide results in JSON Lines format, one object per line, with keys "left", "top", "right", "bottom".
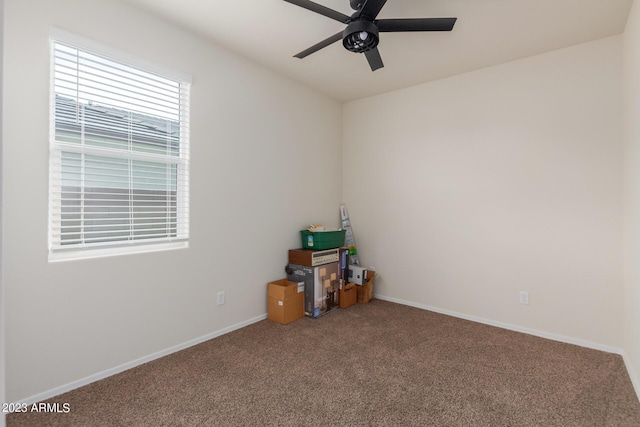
{"left": 343, "top": 20, "right": 379, "bottom": 53}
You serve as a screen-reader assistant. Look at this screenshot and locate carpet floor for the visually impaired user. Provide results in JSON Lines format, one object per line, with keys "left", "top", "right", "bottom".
{"left": 8, "top": 299, "right": 640, "bottom": 426}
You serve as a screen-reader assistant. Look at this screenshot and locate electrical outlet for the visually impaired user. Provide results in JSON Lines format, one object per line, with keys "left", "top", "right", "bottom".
{"left": 217, "top": 291, "right": 225, "bottom": 306}
{"left": 519, "top": 291, "right": 529, "bottom": 305}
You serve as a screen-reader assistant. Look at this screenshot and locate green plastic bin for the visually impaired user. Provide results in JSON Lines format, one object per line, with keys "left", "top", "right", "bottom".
{"left": 300, "top": 229, "right": 345, "bottom": 250}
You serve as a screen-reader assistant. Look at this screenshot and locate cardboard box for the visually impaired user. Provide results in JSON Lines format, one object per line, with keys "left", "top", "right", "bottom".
{"left": 286, "top": 263, "right": 340, "bottom": 318}
{"left": 268, "top": 279, "right": 304, "bottom": 324}
{"left": 339, "top": 283, "right": 357, "bottom": 308}
{"left": 357, "top": 271, "right": 375, "bottom": 304}
{"left": 288, "top": 248, "right": 340, "bottom": 267}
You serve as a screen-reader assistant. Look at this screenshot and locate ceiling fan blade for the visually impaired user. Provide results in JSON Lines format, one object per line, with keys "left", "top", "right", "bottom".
{"left": 377, "top": 17, "right": 457, "bottom": 32}
{"left": 294, "top": 32, "right": 343, "bottom": 59}
{"left": 358, "top": 0, "right": 387, "bottom": 20}
{"left": 283, "top": 0, "right": 351, "bottom": 23}
{"left": 364, "top": 47, "right": 384, "bottom": 71}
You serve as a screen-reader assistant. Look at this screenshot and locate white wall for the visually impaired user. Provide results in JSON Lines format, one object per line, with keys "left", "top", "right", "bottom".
{"left": 4, "top": 0, "right": 634, "bottom": 406}
{"left": 623, "top": 0, "right": 640, "bottom": 397}
{"left": 1, "top": 0, "right": 5, "bottom": 423}
{"left": 3, "top": 0, "right": 342, "bottom": 401}
{"left": 344, "top": 36, "right": 624, "bottom": 350}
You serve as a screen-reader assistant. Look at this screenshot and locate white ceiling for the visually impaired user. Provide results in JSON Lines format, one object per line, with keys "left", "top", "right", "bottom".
{"left": 121, "top": 0, "right": 633, "bottom": 102}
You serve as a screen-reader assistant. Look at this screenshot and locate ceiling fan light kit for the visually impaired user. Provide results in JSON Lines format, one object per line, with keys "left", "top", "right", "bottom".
{"left": 343, "top": 21, "right": 379, "bottom": 53}
{"left": 283, "top": 0, "right": 457, "bottom": 71}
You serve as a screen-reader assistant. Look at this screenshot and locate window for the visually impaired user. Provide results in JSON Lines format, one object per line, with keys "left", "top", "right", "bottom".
{"left": 49, "top": 36, "right": 190, "bottom": 260}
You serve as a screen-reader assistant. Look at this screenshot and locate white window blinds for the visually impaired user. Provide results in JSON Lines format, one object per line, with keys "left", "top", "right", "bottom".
{"left": 49, "top": 39, "right": 190, "bottom": 256}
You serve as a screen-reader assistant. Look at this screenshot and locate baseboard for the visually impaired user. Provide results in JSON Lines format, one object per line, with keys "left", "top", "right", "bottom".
{"left": 16, "top": 313, "right": 268, "bottom": 406}
{"left": 16, "top": 298, "right": 639, "bottom": 406}
{"left": 622, "top": 352, "right": 640, "bottom": 403}
{"left": 374, "top": 294, "right": 624, "bottom": 355}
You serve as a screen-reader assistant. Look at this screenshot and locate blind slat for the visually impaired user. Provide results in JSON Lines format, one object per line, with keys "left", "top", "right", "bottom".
{"left": 49, "top": 39, "right": 190, "bottom": 254}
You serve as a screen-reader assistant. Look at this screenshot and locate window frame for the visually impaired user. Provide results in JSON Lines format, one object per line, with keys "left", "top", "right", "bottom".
{"left": 48, "top": 29, "right": 191, "bottom": 262}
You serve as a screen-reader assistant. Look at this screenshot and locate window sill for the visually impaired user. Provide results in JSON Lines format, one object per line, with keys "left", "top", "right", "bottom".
{"left": 48, "top": 240, "right": 188, "bottom": 263}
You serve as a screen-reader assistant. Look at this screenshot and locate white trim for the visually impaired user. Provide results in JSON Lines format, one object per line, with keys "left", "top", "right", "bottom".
{"left": 49, "top": 27, "right": 193, "bottom": 84}
{"left": 12, "top": 299, "right": 640, "bottom": 406}
{"left": 373, "top": 293, "right": 624, "bottom": 355}
{"left": 622, "top": 352, "right": 640, "bottom": 403}
{"left": 48, "top": 240, "right": 188, "bottom": 262}
{"left": 378, "top": 292, "right": 639, "bottom": 402}
{"left": 14, "top": 313, "right": 268, "bottom": 405}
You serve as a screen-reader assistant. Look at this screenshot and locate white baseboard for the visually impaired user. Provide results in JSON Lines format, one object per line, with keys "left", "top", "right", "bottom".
{"left": 374, "top": 294, "right": 640, "bottom": 403}
{"left": 15, "top": 298, "right": 640, "bottom": 406}
{"left": 16, "top": 313, "right": 268, "bottom": 406}
{"left": 374, "top": 294, "right": 624, "bottom": 355}
{"left": 622, "top": 352, "right": 640, "bottom": 402}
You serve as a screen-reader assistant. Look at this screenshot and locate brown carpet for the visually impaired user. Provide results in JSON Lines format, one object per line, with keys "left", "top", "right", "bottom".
{"left": 8, "top": 299, "right": 640, "bottom": 426}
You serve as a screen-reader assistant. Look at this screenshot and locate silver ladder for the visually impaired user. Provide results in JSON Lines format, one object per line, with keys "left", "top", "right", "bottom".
{"left": 339, "top": 204, "right": 360, "bottom": 266}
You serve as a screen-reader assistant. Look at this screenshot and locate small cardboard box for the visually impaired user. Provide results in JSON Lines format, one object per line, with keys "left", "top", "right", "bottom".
{"left": 357, "top": 271, "right": 375, "bottom": 304}
{"left": 268, "top": 279, "right": 304, "bottom": 324}
{"left": 339, "top": 282, "right": 357, "bottom": 308}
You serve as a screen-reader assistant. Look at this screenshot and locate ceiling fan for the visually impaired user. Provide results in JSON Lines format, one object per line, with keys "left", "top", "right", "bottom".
{"left": 283, "top": 0, "right": 457, "bottom": 71}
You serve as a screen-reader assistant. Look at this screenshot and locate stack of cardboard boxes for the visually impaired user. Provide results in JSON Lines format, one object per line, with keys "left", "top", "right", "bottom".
{"left": 267, "top": 229, "right": 375, "bottom": 325}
